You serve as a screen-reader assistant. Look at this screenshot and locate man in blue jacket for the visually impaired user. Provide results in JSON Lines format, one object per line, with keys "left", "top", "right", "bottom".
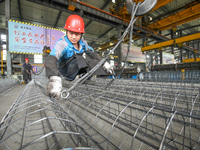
{"left": 45, "top": 14, "right": 113, "bottom": 99}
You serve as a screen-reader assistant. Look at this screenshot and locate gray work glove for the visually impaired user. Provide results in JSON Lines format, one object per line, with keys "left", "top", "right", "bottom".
{"left": 47, "top": 76, "right": 62, "bottom": 99}
{"left": 103, "top": 62, "right": 114, "bottom": 75}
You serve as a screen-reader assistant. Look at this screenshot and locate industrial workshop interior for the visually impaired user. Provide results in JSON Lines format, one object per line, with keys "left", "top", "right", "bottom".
{"left": 0, "top": 0, "right": 200, "bottom": 149}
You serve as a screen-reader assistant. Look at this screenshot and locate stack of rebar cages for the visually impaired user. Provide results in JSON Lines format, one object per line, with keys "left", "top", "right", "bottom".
{"left": 0, "top": 79, "right": 19, "bottom": 95}
{"left": 138, "top": 70, "right": 200, "bottom": 83}
{"left": 0, "top": 74, "right": 199, "bottom": 150}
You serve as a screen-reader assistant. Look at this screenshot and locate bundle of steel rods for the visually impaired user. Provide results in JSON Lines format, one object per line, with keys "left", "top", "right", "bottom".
{"left": 138, "top": 70, "right": 200, "bottom": 83}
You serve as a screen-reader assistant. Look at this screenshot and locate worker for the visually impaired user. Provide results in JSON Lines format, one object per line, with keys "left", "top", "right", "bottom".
{"left": 45, "top": 14, "right": 113, "bottom": 99}
{"left": 23, "top": 58, "right": 32, "bottom": 84}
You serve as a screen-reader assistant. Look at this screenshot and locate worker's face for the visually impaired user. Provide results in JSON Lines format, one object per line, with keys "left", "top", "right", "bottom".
{"left": 25, "top": 60, "right": 29, "bottom": 64}
{"left": 67, "top": 30, "right": 82, "bottom": 44}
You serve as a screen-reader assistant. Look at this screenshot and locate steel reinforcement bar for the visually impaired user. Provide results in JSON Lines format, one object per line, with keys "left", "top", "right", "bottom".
{"left": 64, "top": 78, "right": 200, "bottom": 150}
{"left": 0, "top": 77, "right": 199, "bottom": 150}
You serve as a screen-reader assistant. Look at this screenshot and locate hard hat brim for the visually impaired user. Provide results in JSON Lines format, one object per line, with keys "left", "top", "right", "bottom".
{"left": 64, "top": 26, "right": 85, "bottom": 33}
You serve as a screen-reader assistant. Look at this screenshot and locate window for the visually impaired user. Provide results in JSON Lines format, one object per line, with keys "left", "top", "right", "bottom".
{"left": 34, "top": 54, "right": 43, "bottom": 63}
{"left": 3, "top": 50, "right": 7, "bottom": 60}
{"left": 1, "top": 34, "right": 6, "bottom": 41}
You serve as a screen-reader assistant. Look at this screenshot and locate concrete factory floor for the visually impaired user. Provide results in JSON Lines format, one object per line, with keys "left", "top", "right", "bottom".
{"left": 0, "top": 84, "right": 26, "bottom": 121}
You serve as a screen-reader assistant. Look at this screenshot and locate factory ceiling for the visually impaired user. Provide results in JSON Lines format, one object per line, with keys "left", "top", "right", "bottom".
{"left": 0, "top": 0, "right": 200, "bottom": 59}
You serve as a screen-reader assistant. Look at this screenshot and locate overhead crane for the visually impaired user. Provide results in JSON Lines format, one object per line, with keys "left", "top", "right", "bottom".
{"left": 148, "top": 1, "right": 200, "bottom": 31}
{"left": 27, "top": 0, "right": 197, "bottom": 54}
{"left": 27, "top": 0, "right": 198, "bottom": 60}
{"left": 98, "top": 0, "right": 199, "bottom": 53}
{"left": 95, "top": 0, "right": 172, "bottom": 51}
{"left": 103, "top": 0, "right": 200, "bottom": 54}
{"left": 141, "top": 32, "right": 200, "bottom": 52}
{"left": 109, "top": 0, "right": 174, "bottom": 20}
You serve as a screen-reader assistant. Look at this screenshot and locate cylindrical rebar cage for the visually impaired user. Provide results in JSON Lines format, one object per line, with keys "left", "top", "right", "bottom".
{"left": 0, "top": 77, "right": 200, "bottom": 149}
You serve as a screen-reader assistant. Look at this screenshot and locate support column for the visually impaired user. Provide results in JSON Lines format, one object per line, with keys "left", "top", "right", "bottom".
{"left": 142, "top": 35, "right": 147, "bottom": 47}
{"left": 159, "top": 51, "right": 162, "bottom": 65}
{"left": 170, "top": 29, "right": 174, "bottom": 54}
{"left": 198, "top": 39, "right": 200, "bottom": 58}
{"left": 194, "top": 51, "right": 196, "bottom": 59}
{"left": 193, "top": 40, "right": 197, "bottom": 59}
{"left": 180, "top": 49, "right": 183, "bottom": 63}
{"left": 115, "top": 25, "right": 122, "bottom": 67}
{"left": 198, "top": 39, "right": 200, "bottom": 50}
{"left": 5, "top": 0, "right": 12, "bottom": 78}
{"left": 154, "top": 50, "right": 158, "bottom": 65}
{"left": 180, "top": 30, "right": 183, "bottom": 63}
{"left": 0, "top": 34, "right": 3, "bottom": 75}
{"left": 187, "top": 51, "right": 190, "bottom": 59}
{"left": 193, "top": 40, "right": 195, "bottom": 49}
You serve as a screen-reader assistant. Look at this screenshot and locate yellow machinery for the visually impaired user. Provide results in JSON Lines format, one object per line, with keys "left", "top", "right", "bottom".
{"left": 42, "top": 46, "right": 51, "bottom": 56}
{"left": 182, "top": 58, "right": 200, "bottom": 63}
{"left": 148, "top": 1, "right": 200, "bottom": 31}
{"left": 109, "top": 0, "right": 131, "bottom": 20}
{"left": 109, "top": 0, "right": 200, "bottom": 31}
{"left": 109, "top": 0, "right": 173, "bottom": 20}
{"left": 68, "top": 0, "right": 76, "bottom": 11}
{"left": 142, "top": 32, "right": 200, "bottom": 52}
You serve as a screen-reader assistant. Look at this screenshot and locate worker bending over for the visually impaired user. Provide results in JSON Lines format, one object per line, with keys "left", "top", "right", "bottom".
{"left": 45, "top": 14, "right": 113, "bottom": 99}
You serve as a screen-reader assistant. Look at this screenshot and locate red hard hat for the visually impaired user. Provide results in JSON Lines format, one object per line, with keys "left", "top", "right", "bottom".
{"left": 64, "top": 15, "right": 85, "bottom": 33}
{"left": 25, "top": 58, "right": 29, "bottom": 61}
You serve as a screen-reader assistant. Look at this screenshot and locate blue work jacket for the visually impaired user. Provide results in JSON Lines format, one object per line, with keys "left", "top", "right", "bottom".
{"left": 50, "top": 35, "right": 94, "bottom": 66}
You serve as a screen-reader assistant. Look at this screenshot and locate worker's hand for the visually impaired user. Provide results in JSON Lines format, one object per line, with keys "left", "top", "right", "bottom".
{"left": 103, "top": 62, "right": 114, "bottom": 75}
{"left": 25, "top": 70, "right": 31, "bottom": 74}
{"left": 47, "top": 76, "right": 62, "bottom": 99}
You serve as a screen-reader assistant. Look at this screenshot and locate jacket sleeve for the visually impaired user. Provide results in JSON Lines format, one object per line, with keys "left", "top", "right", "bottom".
{"left": 81, "top": 38, "right": 102, "bottom": 61}
{"left": 22, "top": 65, "right": 25, "bottom": 74}
{"left": 84, "top": 47, "right": 102, "bottom": 61}
{"left": 89, "top": 51, "right": 102, "bottom": 61}
{"left": 30, "top": 64, "right": 33, "bottom": 72}
{"left": 45, "top": 55, "right": 61, "bottom": 78}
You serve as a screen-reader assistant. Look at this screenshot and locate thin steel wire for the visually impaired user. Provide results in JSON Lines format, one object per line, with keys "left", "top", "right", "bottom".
{"left": 63, "top": 78, "right": 200, "bottom": 150}
{"left": 0, "top": 79, "right": 102, "bottom": 150}
{"left": 0, "top": 77, "right": 200, "bottom": 149}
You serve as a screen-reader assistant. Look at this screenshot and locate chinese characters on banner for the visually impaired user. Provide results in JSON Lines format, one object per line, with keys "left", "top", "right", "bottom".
{"left": 9, "top": 21, "right": 65, "bottom": 54}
